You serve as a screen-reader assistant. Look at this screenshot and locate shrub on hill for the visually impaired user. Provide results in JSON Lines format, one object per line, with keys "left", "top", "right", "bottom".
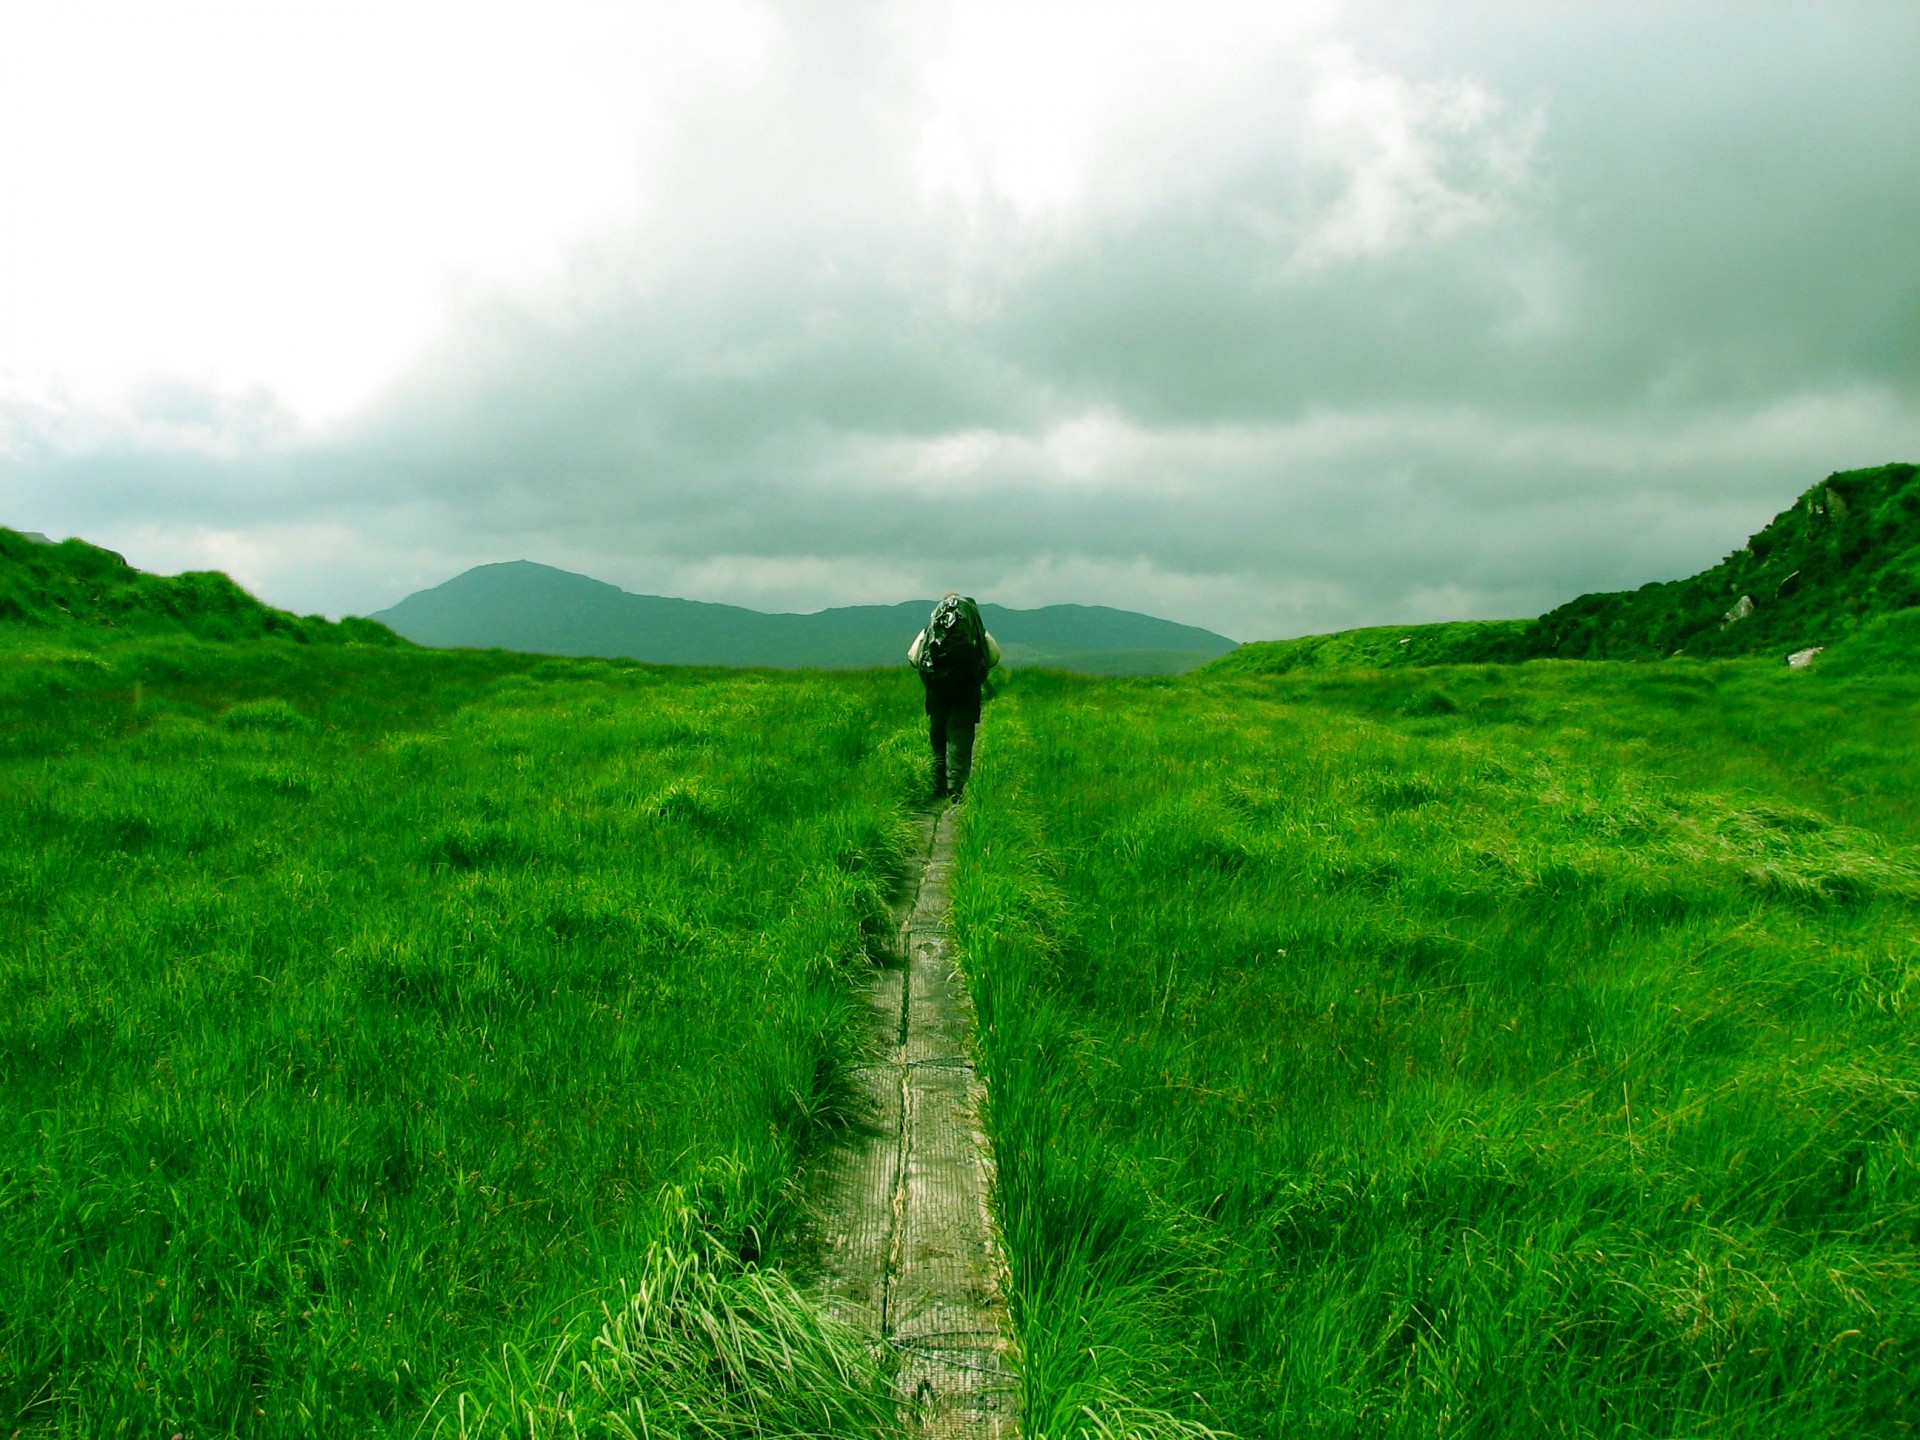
{"left": 0, "top": 527, "right": 401, "bottom": 646}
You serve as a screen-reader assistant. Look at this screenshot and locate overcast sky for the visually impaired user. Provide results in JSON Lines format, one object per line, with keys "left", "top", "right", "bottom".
{"left": 3, "top": 1, "right": 1917, "bottom": 639}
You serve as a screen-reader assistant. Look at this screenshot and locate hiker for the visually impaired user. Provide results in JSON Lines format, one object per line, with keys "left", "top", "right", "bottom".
{"left": 908, "top": 594, "right": 1000, "bottom": 801}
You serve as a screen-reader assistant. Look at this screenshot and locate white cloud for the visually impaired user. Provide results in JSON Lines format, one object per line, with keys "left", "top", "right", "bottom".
{"left": 912, "top": 0, "right": 1340, "bottom": 225}
{"left": 1276, "top": 41, "right": 1539, "bottom": 271}
{"left": 0, "top": 0, "right": 769, "bottom": 423}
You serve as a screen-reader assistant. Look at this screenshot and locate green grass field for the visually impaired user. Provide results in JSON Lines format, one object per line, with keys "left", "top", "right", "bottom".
{"left": 951, "top": 640, "right": 1920, "bottom": 1437}
{"left": 0, "top": 626, "right": 927, "bottom": 1436}
{"left": 6, "top": 565, "right": 1919, "bottom": 1438}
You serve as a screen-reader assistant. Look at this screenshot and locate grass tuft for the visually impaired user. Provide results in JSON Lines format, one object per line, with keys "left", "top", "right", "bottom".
{"left": 442, "top": 1205, "right": 897, "bottom": 1439}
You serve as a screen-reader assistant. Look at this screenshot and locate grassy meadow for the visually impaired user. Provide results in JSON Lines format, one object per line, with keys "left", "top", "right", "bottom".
{"left": 952, "top": 643, "right": 1920, "bottom": 1437}
{"left": 7, "top": 524, "right": 1919, "bottom": 1440}
{"left": 0, "top": 625, "right": 928, "bottom": 1437}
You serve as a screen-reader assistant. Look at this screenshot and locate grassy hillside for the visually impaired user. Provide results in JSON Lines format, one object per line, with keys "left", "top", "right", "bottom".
{"left": 0, "top": 624, "right": 920, "bottom": 1436}
{"left": 953, "top": 657, "right": 1920, "bottom": 1438}
{"left": 1523, "top": 462, "right": 1920, "bottom": 660}
{"left": 1206, "top": 620, "right": 1528, "bottom": 677}
{"left": 0, "top": 527, "right": 399, "bottom": 647}
{"left": 372, "top": 560, "right": 1237, "bottom": 674}
{"left": 1218, "top": 463, "right": 1919, "bottom": 674}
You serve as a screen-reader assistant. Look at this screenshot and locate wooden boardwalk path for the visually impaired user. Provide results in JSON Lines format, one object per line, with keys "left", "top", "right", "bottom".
{"left": 810, "top": 807, "right": 1019, "bottom": 1438}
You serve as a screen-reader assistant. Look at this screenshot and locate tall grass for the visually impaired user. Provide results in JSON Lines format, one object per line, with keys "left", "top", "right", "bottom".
{"left": 446, "top": 1201, "right": 894, "bottom": 1439}
{"left": 953, "top": 658, "right": 1920, "bottom": 1437}
{"left": 0, "top": 630, "right": 923, "bottom": 1437}
{"left": 13, "top": 610, "right": 1917, "bottom": 1436}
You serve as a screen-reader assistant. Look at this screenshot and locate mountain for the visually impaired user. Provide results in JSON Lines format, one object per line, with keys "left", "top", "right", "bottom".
{"left": 371, "top": 561, "right": 1238, "bottom": 673}
{"left": 0, "top": 528, "right": 401, "bottom": 647}
{"left": 1213, "top": 462, "right": 1919, "bottom": 674}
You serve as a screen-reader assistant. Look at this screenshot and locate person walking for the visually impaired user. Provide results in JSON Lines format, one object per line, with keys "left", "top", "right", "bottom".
{"left": 908, "top": 593, "right": 1000, "bottom": 801}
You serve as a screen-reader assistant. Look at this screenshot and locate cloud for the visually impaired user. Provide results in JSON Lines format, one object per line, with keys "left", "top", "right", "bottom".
{"left": 1279, "top": 41, "right": 1537, "bottom": 271}
{"left": 3, "top": 0, "right": 1918, "bottom": 641}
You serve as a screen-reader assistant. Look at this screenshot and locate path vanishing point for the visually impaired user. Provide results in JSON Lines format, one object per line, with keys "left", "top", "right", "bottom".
{"left": 811, "top": 806, "right": 1019, "bottom": 1437}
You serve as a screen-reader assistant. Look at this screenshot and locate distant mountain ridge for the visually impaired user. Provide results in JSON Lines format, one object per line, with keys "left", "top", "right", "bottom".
{"left": 371, "top": 561, "right": 1239, "bottom": 674}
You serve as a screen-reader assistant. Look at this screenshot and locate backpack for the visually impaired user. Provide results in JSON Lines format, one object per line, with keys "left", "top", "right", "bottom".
{"left": 918, "top": 595, "right": 988, "bottom": 683}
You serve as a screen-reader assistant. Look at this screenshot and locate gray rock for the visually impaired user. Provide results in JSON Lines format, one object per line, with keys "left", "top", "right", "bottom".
{"left": 1787, "top": 646, "right": 1824, "bottom": 669}
{"left": 1722, "top": 594, "right": 1755, "bottom": 627}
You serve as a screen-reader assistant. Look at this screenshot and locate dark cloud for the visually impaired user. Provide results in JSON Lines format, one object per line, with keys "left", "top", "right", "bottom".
{"left": 5, "top": 1, "right": 1918, "bottom": 640}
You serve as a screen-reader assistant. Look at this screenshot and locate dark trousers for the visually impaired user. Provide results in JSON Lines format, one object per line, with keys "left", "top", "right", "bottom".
{"left": 924, "top": 680, "right": 982, "bottom": 796}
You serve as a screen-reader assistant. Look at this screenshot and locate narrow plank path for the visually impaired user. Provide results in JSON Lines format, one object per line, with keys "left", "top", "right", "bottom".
{"left": 810, "top": 807, "right": 1019, "bottom": 1438}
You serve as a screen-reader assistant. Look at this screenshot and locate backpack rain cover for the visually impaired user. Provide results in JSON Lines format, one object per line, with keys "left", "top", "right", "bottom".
{"left": 918, "top": 595, "right": 988, "bottom": 683}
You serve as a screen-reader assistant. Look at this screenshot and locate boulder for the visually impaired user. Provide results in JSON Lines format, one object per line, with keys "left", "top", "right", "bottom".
{"left": 1722, "top": 594, "right": 1755, "bottom": 627}
{"left": 1787, "top": 646, "right": 1824, "bottom": 669}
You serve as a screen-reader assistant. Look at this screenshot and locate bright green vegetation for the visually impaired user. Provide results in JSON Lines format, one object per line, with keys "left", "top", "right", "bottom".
{"left": 9, "top": 518, "right": 1920, "bottom": 1437}
{"left": 0, "top": 618, "right": 923, "bottom": 1436}
{"left": 0, "top": 528, "right": 399, "bottom": 647}
{"left": 1812, "top": 606, "right": 1920, "bottom": 680}
{"left": 953, "top": 631, "right": 1920, "bottom": 1436}
{"left": 1207, "top": 621, "right": 1530, "bottom": 677}
{"left": 1525, "top": 462, "right": 1920, "bottom": 661}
